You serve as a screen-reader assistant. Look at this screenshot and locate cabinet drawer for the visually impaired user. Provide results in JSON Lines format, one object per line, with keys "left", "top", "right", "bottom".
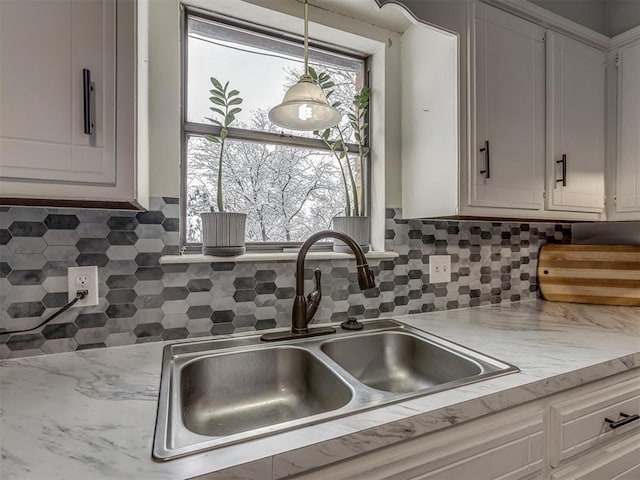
{"left": 292, "top": 407, "right": 544, "bottom": 480}
{"left": 550, "top": 377, "right": 640, "bottom": 467}
{"left": 551, "top": 433, "right": 640, "bottom": 480}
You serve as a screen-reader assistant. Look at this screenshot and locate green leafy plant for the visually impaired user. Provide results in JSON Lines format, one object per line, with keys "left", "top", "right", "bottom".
{"left": 204, "top": 77, "right": 243, "bottom": 212}
{"left": 309, "top": 67, "right": 370, "bottom": 217}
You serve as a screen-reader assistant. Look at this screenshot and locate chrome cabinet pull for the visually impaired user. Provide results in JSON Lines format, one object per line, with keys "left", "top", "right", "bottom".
{"left": 83, "top": 68, "right": 95, "bottom": 135}
{"left": 604, "top": 412, "right": 640, "bottom": 429}
{"left": 556, "top": 154, "right": 567, "bottom": 187}
{"left": 479, "top": 140, "right": 490, "bottom": 179}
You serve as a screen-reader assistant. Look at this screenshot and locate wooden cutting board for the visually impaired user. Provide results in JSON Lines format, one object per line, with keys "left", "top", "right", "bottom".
{"left": 538, "top": 244, "right": 640, "bottom": 306}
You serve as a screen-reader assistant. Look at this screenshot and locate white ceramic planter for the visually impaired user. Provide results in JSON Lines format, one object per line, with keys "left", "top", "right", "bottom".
{"left": 332, "top": 216, "right": 371, "bottom": 253}
{"left": 200, "top": 212, "right": 247, "bottom": 256}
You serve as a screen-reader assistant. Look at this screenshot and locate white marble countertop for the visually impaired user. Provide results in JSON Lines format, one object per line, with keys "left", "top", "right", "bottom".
{"left": 1, "top": 300, "right": 639, "bottom": 480}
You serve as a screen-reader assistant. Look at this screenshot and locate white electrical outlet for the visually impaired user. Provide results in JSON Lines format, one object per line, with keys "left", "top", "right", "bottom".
{"left": 429, "top": 255, "right": 451, "bottom": 283}
{"left": 68, "top": 266, "right": 99, "bottom": 306}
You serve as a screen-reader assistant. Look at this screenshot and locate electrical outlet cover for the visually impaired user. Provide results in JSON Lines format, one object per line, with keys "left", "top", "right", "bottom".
{"left": 67, "top": 266, "right": 99, "bottom": 307}
{"left": 429, "top": 255, "right": 451, "bottom": 283}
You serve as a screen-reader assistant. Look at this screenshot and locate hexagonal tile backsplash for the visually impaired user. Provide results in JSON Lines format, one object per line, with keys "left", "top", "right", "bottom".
{"left": 0, "top": 198, "right": 570, "bottom": 358}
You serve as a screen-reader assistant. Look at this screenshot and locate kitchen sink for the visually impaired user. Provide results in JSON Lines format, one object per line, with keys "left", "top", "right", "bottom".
{"left": 153, "top": 319, "right": 518, "bottom": 461}
{"left": 181, "top": 347, "right": 352, "bottom": 437}
{"left": 320, "top": 331, "right": 482, "bottom": 393}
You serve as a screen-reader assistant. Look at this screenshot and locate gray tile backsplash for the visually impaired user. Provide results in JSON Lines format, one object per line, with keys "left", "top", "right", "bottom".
{"left": 0, "top": 198, "right": 570, "bottom": 358}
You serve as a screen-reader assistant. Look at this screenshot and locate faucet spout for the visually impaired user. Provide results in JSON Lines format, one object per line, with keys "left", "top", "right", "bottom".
{"left": 261, "top": 229, "right": 376, "bottom": 342}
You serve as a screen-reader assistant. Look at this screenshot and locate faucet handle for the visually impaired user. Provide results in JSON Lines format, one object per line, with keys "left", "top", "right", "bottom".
{"left": 306, "top": 269, "right": 322, "bottom": 322}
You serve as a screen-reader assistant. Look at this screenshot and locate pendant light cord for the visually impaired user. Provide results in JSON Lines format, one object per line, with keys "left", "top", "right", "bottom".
{"left": 303, "top": 0, "right": 309, "bottom": 75}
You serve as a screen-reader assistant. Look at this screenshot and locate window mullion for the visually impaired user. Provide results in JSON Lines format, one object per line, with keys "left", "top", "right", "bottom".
{"left": 184, "top": 122, "right": 360, "bottom": 154}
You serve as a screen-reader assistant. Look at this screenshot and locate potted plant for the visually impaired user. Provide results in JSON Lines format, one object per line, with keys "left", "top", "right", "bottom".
{"left": 199, "top": 77, "right": 246, "bottom": 256}
{"left": 310, "top": 68, "right": 371, "bottom": 253}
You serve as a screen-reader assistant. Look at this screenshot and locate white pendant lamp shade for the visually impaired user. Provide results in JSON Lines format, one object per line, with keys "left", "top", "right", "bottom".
{"left": 268, "top": 75, "right": 341, "bottom": 131}
{"left": 268, "top": 0, "right": 341, "bottom": 131}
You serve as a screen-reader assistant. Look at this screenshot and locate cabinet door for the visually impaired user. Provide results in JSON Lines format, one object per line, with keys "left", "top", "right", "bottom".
{"left": 400, "top": 23, "right": 459, "bottom": 219}
{"left": 546, "top": 32, "right": 605, "bottom": 213}
{"left": 0, "top": 0, "right": 116, "bottom": 185}
{"left": 616, "top": 40, "right": 640, "bottom": 213}
{"left": 470, "top": 3, "right": 545, "bottom": 210}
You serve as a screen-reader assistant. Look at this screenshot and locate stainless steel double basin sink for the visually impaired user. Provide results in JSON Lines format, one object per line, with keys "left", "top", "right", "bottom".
{"left": 153, "top": 319, "right": 518, "bottom": 460}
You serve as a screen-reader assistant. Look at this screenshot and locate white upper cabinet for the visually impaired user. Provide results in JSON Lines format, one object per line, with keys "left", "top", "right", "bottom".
{"left": 0, "top": 0, "right": 147, "bottom": 208}
{"left": 400, "top": 0, "right": 612, "bottom": 221}
{"left": 615, "top": 39, "right": 640, "bottom": 214}
{"left": 401, "top": 22, "right": 458, "bottom": 219}
{"left": 470, "top": 3, "right": 545, "bottom": 211}
{"left": 0, "top": 0, "right": 116, "bottom": 184}
{"left": 546, "top": 32, "right": 606, "bottom": 213}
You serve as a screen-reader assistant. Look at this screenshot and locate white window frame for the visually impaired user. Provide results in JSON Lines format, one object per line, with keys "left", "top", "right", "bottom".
{"left": 144, "top": 0, "right": 400, "bottom": 257}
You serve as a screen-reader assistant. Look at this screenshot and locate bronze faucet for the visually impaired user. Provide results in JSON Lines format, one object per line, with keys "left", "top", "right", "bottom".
{"left": 261, "top": 230, "right": 376, "bottom": 341}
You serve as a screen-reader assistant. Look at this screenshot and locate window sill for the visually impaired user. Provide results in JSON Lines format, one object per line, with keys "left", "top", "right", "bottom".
{"left": 159, "top": 251, "right": 399, "bottom": 265}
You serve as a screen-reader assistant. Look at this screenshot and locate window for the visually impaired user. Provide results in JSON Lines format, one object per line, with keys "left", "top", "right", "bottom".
{"left": 182, "top": 9, "right": 369, "bottom": 250}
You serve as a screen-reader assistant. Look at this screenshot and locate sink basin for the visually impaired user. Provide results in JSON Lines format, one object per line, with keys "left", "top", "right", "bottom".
{"left": 181, "top": 347, "right": 352, "bottom": 437}
{"left": 153, "top": 319, "right": 518, "bottom": 461}
{"left": 320, "top": 331, "right": 482, "bottom": 393}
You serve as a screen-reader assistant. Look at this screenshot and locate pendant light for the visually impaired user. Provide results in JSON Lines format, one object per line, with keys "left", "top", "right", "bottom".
{"left": 268, "top": 0, "right": 341, "bottom": 131}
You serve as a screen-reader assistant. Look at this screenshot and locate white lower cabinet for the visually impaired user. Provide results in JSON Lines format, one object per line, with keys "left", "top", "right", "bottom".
{"left": 292, "top": 370, "right": 640, "bottom": 480}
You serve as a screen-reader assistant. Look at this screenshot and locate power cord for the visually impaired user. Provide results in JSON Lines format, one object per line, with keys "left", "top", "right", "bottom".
{"left": 0, "top": 290, "right": 89, "bottom": 335}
